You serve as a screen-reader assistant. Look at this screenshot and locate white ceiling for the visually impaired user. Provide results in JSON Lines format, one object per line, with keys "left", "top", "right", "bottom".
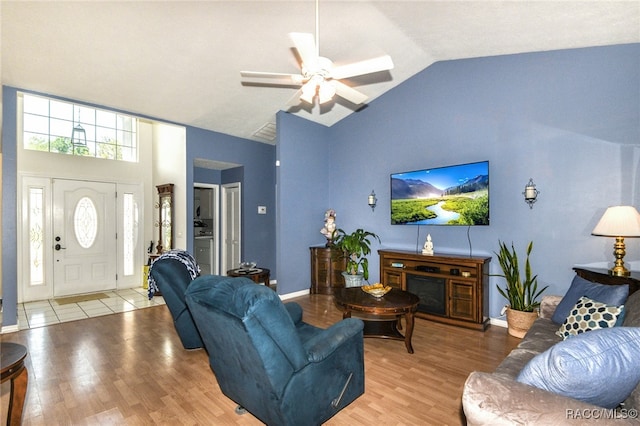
{"left": 2, "top": 1, "right": 639, "bottom": 144}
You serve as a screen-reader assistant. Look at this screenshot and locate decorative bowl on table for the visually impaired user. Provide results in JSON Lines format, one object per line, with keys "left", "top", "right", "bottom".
{"left": 361, "top": 283, "right": 392, "bottom": 297}
{"left": 239, "top": 261, "right": 257, "bottom": 272}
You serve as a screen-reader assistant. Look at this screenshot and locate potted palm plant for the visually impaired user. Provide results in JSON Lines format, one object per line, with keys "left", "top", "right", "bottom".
{"left": 333, "top": 228, "right": 381, "bottom": 287}
{"left": 494, "top": 240, "right": 548, "bottom": 338}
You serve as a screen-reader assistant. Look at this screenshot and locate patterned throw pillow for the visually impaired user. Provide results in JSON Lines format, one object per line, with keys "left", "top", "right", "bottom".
{"left": 556, "top": 296, "right": 625, "bottom": 340}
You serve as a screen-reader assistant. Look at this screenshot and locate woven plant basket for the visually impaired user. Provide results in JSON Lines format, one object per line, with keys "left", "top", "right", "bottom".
{"left": 506, "top": 308, "right": 538, "bottom": 338}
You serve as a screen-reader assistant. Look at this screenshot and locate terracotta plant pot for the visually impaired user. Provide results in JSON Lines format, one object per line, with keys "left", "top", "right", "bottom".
{"left": 506, "top": 308, "right": 538, "bottom": 338}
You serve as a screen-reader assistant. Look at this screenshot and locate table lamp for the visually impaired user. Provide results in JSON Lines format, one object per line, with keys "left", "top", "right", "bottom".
{"left": 592, "top": 205, "right": 640, "bottom": 276}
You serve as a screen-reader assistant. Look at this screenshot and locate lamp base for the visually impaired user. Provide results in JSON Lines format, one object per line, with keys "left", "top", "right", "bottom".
{"left": 609, "top": 266, "right": 631, "bottom": 277}
{"left": 608, "top": 236, "right": 630, "bottom": 277}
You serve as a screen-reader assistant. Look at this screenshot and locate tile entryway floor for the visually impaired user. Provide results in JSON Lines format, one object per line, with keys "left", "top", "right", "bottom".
{"left": 17, "top": 287, "right": 165, "bottom": 330}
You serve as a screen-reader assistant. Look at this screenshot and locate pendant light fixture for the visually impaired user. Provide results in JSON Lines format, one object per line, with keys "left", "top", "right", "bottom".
{"left": 71, "top": 105, "right": 87, "bottom": 146}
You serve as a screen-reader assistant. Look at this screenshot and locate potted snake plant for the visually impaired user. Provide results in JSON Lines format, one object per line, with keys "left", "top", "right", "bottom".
{"left": 494, "top": 240, "right": 548, "bottom": 338}
{"left": 333, "top": 228, "right": 381, "bottom": 287}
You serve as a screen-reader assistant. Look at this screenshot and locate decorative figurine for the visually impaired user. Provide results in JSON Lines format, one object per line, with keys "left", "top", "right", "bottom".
{"left": 422, "top": 234, "right": 434, "bottom": 255}
{"left": 320, "top": 209, "right": 337, "bottom": 246}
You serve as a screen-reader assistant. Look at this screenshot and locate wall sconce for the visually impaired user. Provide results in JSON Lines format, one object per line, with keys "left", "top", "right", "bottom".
{"left": 368, "top": 190, "right": 377, "bottom": 211}
{"left": 523, "top": 178, "right": 539, "bottom": 209}
{"left": 592, "top": 205, "right": 640, "bottom": 277}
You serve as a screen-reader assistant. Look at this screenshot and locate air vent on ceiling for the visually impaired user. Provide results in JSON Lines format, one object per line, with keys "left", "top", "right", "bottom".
{"left": 253, "top": 122, "right": 276, "bottom": 142}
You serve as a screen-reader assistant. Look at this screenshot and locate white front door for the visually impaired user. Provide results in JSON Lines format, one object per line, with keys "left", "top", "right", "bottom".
{"left": 52, "top": 179, "right": 117, "bottom": 297}
{"left": 222, "top": 183, "right": 241, "bottom": 273}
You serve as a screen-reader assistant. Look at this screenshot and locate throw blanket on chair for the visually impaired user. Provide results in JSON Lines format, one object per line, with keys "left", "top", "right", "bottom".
{"left": 148, "top": 250, "right": 201, "bottom": 299}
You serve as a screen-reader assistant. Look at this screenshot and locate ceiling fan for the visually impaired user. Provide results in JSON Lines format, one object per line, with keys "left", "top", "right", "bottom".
{"left": 240, "top": 1, "right": 394, "bottom": 106}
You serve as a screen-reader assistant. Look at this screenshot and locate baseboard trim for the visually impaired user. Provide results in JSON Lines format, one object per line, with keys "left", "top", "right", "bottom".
{"left": 279, "top": 289, "right": 309, "bottom": 300}
{"left": 1, "top": 324, "right": 20, "bottom": 334}
{"left": 490, "top": 317, "right": 508, "bottom": 328}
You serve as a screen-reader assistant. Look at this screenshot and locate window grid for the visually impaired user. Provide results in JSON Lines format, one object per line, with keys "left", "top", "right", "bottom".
{"left": 22, "top": 93, "right": 138, "bottom": 162}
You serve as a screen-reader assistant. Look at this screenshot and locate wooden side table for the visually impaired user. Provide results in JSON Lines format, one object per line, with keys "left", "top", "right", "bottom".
{"left": 227, "top": 268, "right": 271, "bottom": 288}
{"left": 573, "top": 267, "right": 640, "bottom": 295}
{"left": 1, "top": 342, "right": 28, "bottom": 426}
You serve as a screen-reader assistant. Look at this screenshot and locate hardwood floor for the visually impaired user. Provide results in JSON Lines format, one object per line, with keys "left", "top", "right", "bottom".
{"left": 1, "top": 293, "right": 519, "bottom": 425}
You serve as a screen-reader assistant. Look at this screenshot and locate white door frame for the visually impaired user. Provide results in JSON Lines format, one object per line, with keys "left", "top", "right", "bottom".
{"left": 194, "top": 182, "right": 220, "bottom": 275}
{"left": 221, "top": 182, "right": 241, "bottom": 274}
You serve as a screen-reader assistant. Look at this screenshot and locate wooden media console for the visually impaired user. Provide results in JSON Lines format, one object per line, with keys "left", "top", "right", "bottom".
{"left": 379, "top": 249, "right": 491, "bottom": 330}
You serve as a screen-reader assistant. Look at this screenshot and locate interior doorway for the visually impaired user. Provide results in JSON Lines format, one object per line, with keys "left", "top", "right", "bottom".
{"left": 194, "top": 184, "right": 219, "bottom": 275}
{"left": 193, "top": 159, "right": 243, "bottom": 276}
{"left": 221, "top": 182, "right": 241, "bottom": 273}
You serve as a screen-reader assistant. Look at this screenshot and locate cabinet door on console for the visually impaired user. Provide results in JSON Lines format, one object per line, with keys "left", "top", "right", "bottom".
{"left": 310, "top": 247, "right": 346, "bottom": 294}
{"left": 449, "top": 281, "right": 476, "bottom": 321}
{"left": 383, "top": 270, "right": 403, "bottom": 289}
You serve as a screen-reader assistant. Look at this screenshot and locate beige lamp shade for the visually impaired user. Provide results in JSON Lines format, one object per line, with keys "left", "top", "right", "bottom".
{"left": 592, "top": 206, "right": 640, "bottom": 237}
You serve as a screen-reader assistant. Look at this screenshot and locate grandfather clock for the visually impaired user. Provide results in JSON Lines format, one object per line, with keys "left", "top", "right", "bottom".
{"left": 156, "top": 183, "right": 174, "bottom": 253}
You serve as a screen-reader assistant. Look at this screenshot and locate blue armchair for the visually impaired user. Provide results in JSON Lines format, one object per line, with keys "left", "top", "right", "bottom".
{"left": 149, "top": 256, "right": 227, "bottom": 350}
{"left": 185, "top": 275, "right": 365, "bottom": 426}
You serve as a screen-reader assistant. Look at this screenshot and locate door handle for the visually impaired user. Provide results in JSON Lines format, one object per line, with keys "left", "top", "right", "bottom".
{"left": 55, "top": 244, "right": 66, "bottom": 251}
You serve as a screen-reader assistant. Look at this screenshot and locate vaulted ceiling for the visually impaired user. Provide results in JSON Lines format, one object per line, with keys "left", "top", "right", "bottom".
{"left": 3, "top": 1, "right": 639, "bottom": 144}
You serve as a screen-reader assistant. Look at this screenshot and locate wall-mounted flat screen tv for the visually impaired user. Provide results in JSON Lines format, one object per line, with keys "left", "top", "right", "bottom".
{"left": 391, "top": 161, "right": 489, "bottom": 225}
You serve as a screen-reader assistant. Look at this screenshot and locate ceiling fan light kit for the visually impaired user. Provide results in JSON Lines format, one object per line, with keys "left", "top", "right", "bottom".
{"left": 240, "top": 2, "right": 393, "bottom": 107}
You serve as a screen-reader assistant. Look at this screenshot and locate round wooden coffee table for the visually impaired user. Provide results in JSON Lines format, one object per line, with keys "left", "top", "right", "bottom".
{"left": 334, "top": 287, "right": 420, "bottom": 353}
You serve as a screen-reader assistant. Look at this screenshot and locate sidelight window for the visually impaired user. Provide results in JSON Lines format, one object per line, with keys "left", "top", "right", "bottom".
{"left": 28, "top": 187, "right": 45, "bottom": 286}
{"left": 122, "top": 192, "right": 138, "bottom": 276}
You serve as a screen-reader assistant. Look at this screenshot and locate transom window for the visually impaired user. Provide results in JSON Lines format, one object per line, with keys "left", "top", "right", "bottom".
{"left": 22, "top": 93, "right": 138, "bottom": 162}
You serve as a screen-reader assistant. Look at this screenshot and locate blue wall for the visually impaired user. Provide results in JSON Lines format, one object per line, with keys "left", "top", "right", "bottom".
{"left": 185, "top": 127, "right": 276, "bottom": 273}
{"left": 2, "top": 89, "right": 19, "bottom": 328}
{"left": 194, "top": 166, "right": 221, "bottom": 184}
{"left": 276, "top": 111, "right": 330, "bottom": 294}
{"left": 277, "top": 44, "right": 640, "bottom": 318}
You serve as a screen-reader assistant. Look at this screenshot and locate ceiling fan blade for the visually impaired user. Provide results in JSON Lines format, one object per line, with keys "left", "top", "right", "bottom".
{"left": 240, "top": 71, "right": 304, "bottom": 86}
{"left": 331, "top": 55, "right": 394, "bottom": 80}
{"left": 289, "top": 32, "right": 318, "bottom": 71}
{"left": 334, "top": 80, "right": 368, "bottom": 105}
{"left": 285, "top": 89, "right": 304, "bottom": 107}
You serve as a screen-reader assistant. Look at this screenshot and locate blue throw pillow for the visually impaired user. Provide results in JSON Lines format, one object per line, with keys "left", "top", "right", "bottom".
{"left": 551, "top": 275, "right": 629, "bottom": 324}
{"left": 516, "top": 327, "right": 640, "bottom": 409}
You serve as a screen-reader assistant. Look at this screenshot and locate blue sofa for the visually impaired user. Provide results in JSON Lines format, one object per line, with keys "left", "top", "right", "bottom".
{"left": 185, "top": 275, "right": 365, "bottom": 426}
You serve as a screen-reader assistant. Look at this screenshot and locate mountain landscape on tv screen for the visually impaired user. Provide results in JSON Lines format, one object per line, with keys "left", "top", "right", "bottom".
{"left": 391, "top": 175, "right": 488, "bottom": 200}
{"left": 391, "top": 164, "right": 489, "bottom": 226}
